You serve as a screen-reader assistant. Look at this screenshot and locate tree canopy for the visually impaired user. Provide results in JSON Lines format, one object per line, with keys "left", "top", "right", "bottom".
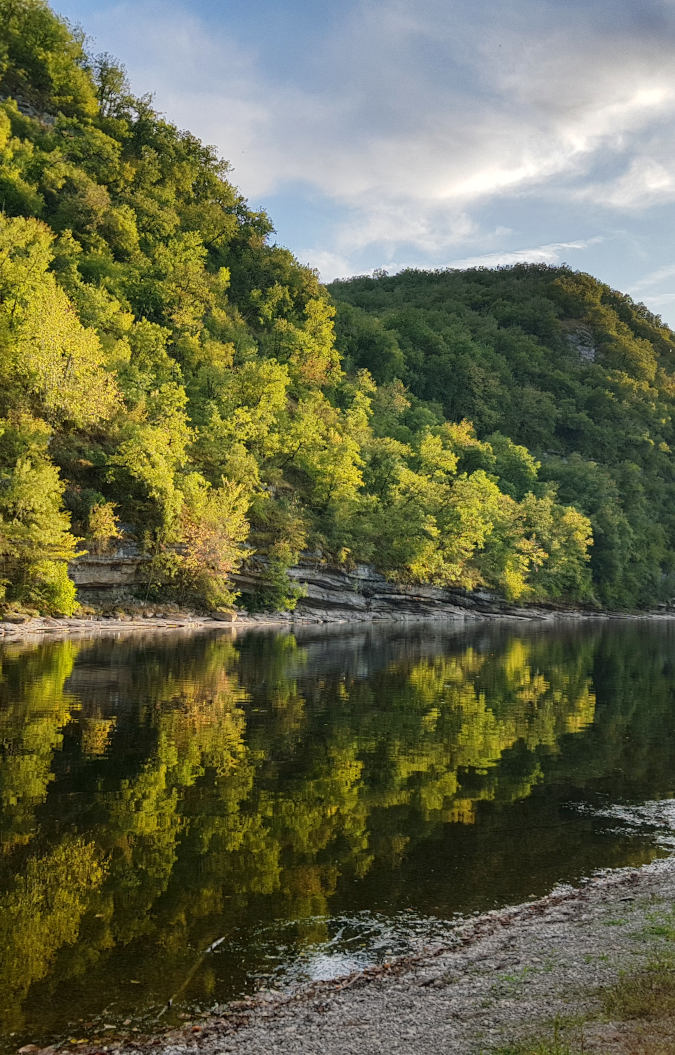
{"left": 0, "top": 0, "right": 671, "bottom": 611}
{"left": 330, "top": 267, "right": 674, "bottom": 607}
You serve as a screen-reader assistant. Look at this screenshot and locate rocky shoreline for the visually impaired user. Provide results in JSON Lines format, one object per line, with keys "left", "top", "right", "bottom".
{"left": 1, "top": 553, "right": 672, "bottom": 643}
{"left": 168, "top": 856, "right": 675, "bottom": 1055}
{"left": 24, "top": 855, "right": 675, "bottom": 1055}
{"left": 0, "top": 602, "right": 671, "bottom": 647}
{"left": 70, "top": 549, "right": 647, "bottom": 624}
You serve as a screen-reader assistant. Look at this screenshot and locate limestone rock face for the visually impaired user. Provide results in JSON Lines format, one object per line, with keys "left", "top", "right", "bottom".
{"left": 232, "top": 560, "right": 535, "bottom": 623}
{"left": 68, "top": 544, "right": 146, "bottom": 602}
{"left": 67, "top": 551, "right": 552, "bottom": 622}
{"left": 565, "top": 324, "right": 596, "bottom": 363}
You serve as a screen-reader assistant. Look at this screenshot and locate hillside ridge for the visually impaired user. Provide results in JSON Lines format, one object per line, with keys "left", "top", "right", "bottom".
{"left": 0, "top": 0, "right": 671, "bottom": 614}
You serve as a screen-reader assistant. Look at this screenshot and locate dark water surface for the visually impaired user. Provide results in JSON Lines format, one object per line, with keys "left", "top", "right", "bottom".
{"left": 0, "top": 621, "right": 674, "bottom": 1049}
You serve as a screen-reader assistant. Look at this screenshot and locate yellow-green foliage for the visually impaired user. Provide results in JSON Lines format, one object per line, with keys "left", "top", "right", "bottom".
{"left": 86, "top": 499, "right": 121, "bottom": 553}
{"left": 331, "top": 267, "right": 674, "bottom": 607}
{"left": 9, "top": 0, "right": 673, "bottom": 611}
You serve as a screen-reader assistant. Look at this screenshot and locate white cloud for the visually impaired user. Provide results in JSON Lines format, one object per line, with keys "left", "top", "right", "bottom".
{"left": 297, "top": 249, "right": 353, "bottom": 283}
{"left": 82, "top": 4, "right": 675, "bottom": 181}
{"left": 644, "top": 292, "right": 675, "bottom": 303}
{"left": 578, "top": 156, "right": 675, "bottom": 210}
{"left": 632, "top": 262, "right": 675, "bottom": 291}
{"left": 72, "top": 0, "right": 675, "bottom": 295}
{"left": 333, "top": 201, "right": 476, "bottom": 255}
{"left": 444, "top": 239, "right": 602, "bottom": 271}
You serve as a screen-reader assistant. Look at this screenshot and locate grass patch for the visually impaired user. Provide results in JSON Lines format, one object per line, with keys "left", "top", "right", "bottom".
{"left": 603, "top": 957, "right": 675, "bottom": 1020}
{"left": 489, "top": 1017, "right": 587, "bottom": 1054}
{"left": 490, "top": 1045, "right": 582, "bottom": 1054}
{"left": 642, "top": 908, "right": 675, "bottom": 941}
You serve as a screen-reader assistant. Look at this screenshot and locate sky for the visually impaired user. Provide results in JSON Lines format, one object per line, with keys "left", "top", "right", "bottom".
{"left": 55, "top": 0, "right": 675, "bottom": 325}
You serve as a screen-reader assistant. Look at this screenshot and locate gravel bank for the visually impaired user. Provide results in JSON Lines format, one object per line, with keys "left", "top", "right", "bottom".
{"left": 1, "top": 607, "right": 673, "bottom": 648}
{"left": 0, "top": 611, "right": 291, "bottom": 644}
{"left": 100, "top": 856, "right": 675, "bottom": 1055}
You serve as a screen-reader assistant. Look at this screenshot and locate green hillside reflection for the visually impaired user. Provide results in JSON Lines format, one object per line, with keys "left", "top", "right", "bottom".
{"left": 0, "top": 623, "right": 673, "bottom": 1046}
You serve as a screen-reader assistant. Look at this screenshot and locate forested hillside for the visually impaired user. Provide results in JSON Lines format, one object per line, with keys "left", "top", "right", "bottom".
{"left": 0, "top": 0, "right": 670, "bottom": 614}
{"left": 330, "top": 268, "right": 675, "bottom": 607}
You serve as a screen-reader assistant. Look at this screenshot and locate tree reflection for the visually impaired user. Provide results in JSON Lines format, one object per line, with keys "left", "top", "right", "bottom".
{"left": 0, "top": 623, "right": 672, "bottom": 1044}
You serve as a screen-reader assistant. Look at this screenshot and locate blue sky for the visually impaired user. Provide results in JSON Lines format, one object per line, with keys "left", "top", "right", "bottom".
{"left": 56, "top": 0, "right": 675, "bottom": 325}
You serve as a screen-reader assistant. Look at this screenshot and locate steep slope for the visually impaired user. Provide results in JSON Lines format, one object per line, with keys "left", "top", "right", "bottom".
{"left": 0, "top": 0, "right": 657, "bottom": 612}
{"left": 330, "top": 267, "right": 675, "bottom": 606}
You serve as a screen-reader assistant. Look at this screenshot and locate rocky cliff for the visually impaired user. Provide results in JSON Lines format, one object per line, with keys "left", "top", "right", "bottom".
{"left": 69, "top": 550, "right": 563, "bottom": 622}
{"left": 232, "top": 560, "right": 539, "bottom": 621}
{"left": 68, "top": 544, "right": 147, "bottom": 603}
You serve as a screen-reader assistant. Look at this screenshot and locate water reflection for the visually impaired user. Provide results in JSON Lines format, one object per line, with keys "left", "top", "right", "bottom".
{"left": 0, "top": 622, "right": 673, "bottom": 1047}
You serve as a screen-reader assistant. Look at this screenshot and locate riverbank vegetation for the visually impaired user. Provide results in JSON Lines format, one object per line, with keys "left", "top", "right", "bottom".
{"left": 0, "top": 0, "right": 672, "bottom": 613}
{"left": 494, "top": 946, "right": 675, "bottom": 1054}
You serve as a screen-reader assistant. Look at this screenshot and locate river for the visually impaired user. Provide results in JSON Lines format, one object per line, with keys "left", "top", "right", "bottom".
{"left": 0, "top": 620, "right": 673, "bottom": 1050}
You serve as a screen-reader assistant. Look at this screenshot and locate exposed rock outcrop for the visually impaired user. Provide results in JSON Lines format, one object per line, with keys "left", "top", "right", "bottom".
{"left": 565, "top": 322, "right": 596, "bottom": 362}
{"left": 68, "top": 543, "right": 147, "bottom": 603}
{"left": 67, "top": 551, "right": 577, "bottom": 623}
{"left": 233, "top": 560, "right": 555, "bottom": 622}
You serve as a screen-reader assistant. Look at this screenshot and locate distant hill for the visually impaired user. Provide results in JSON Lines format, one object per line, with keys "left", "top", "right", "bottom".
{"left": 329, "top": 266, "right": 675, "bottom": 606}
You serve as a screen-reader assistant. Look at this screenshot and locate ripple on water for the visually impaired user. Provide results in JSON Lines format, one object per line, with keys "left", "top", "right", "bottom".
{"left": 571, "top": 798, "right": 675, "bottom": 850}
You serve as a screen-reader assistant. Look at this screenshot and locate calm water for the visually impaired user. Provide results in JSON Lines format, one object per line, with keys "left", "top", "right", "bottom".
{"left": 0, "top": 621, "right": 674, "bottom": 1049}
